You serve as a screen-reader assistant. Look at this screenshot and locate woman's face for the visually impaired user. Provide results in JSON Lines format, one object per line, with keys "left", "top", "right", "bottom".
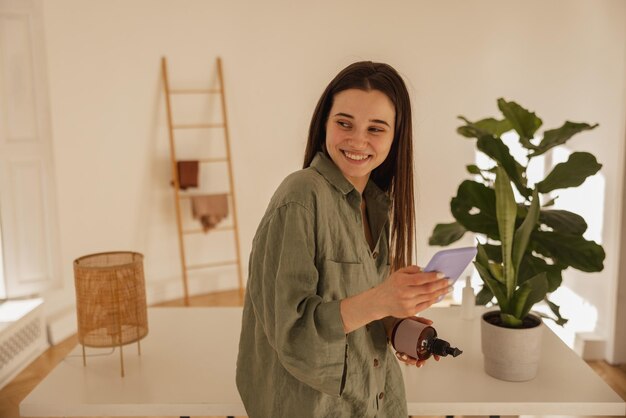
{"left": 325, "top": 88, "right": 395, "bottom": 193}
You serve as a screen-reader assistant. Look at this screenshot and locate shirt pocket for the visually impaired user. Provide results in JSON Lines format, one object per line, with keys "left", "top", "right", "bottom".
{"left": 320, "top": 260, "right": 367, "bottom": 298}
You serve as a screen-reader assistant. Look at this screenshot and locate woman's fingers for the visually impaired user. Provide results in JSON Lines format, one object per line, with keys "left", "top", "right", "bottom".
{"left": 395, "top": 352, "right": 417, "bottom": 366}
{"left": 415, "top": 359, "right": 427, "bottom": 368}
{"left": 401, "top": 265, "right": 423, "bottom": 274}
{"left": 403, "top": 270, "right": 447, "bottom": 286}
{"left": 391, "top": 283, "right": 452, "bottom": 317}
{"left": 410, "top": 285, "right": 453, "bottom": 305}
{"left": 395, "top": 351, "right": 429, "bottom": 368}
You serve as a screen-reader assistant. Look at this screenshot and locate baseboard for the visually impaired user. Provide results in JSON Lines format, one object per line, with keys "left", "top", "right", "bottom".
{"left": 46, "top": 305, "right": 77, "bottom": 346}
{"left": 145, "top": 268, "right": 241, "bottom": 306}
{"left": 574, "top": 332, "right": 607, "bottom": 360}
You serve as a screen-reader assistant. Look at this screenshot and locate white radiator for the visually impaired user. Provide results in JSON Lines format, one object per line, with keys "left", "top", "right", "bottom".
{"left": 0, "top": 298, "right": 48, "bottom": 390}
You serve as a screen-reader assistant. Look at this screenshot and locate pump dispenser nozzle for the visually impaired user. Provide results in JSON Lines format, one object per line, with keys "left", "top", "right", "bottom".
{"left": 431, "top": 338, "right": 463, "bottom": 357}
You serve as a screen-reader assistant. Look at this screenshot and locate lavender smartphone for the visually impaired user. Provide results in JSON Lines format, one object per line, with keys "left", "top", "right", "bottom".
{"left": 424, "top": 247, "right": 478, "bottom": 301}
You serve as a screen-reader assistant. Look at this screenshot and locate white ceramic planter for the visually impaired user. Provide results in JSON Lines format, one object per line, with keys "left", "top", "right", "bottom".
{"left": 481, "top": 310, "right": 543, "bottom": 382}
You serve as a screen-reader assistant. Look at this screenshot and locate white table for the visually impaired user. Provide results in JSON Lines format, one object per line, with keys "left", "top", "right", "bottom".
{"left": 20, "top": 307, "right": 625, "bottom": 417}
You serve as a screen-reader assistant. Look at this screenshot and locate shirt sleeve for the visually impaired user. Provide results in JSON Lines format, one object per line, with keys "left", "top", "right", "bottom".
{"left": 247, "top": 202, "right": 348, "bottom": 397}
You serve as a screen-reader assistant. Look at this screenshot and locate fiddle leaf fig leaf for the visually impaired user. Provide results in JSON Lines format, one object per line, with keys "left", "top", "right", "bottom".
{"left": 482, "top": 243, "right": 503, "bottom": 263}
{"left": 542, "top": 196, "right": 558, "bottom": 207}
{"left": 545, "top": 298, "right": 568, "bottom": 325}
{"left": 517, "top": 253, "right": 564, "bottom": 292}
{"left": 477, "top": 135, "right": 531, "bottom": 197}
{"left": 497, "top": 98, "right": 542, "bottom": 144}
{"left": 533, "top": 231, "right": 605, "bottom": 272}
{"left": 458, "top": 116, "right": 513, "bottom": 138}
{"left": 429, "top": 222, "right": 467, "bottom": 246}
{"left": 450, "top": 180, "right": 499, "bottom": 238}
{"left": 539, "top": 209, "right": 587, "bottom": 235}
{"left": 537, "top": 152, "right": 602, "bottom": 194}
{"left": 531, "top": 121, "right": 598, "bottom": 157}
{"left": 466, "top": 164, "right": 481, "bottom": 175}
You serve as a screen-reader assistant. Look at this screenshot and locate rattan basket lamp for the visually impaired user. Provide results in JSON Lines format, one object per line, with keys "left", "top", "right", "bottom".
{"left": 73, "top": 251, "right": 149, "bottom": 377}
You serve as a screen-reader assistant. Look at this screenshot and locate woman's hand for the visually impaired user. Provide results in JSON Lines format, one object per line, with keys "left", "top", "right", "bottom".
{"left": 339, "top": 265, "right": 451, "bottom": 334}
{"left": 370, "top": 265, "right": 451, "bottom": 319}
{"left": 391, "top": 316, "right": 440, "bottom": 368}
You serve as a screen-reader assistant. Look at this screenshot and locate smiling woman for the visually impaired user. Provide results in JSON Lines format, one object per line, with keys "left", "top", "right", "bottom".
{"left": 236, "top": 61, "right": 453, "bottom": 418}
{"left": 324, "top": 89, "right": 395, "bottom": 194}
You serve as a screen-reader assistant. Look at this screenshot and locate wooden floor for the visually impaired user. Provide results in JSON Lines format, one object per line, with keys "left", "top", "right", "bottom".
{"left": 1, "top": 289, "right": 624, "bottom": 418}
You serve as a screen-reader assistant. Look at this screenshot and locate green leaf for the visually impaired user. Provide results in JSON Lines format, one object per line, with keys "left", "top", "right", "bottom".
{"left": 497, "top": 98, "right": 543, "bottom": 143}
{"left": 488, "top": 261, "right": 505, "bottom": 284}
{"left": 466, "top": 164, "right": 481, "bottom": 175}
{"left": 482, "top": 243, "right": 503, "bottom": 263}
{"left": 477, "top": 244, "right": 505, "bottom": 284}
{"left": 545, "top": 298, "right": 569, "bottom": 326}
{"left": 500, "top": 312, "right": 523, "bottom": 328}
{"left": 476, "top": 242, "right": 491, "bottom": 266}
{"left": 542, "top": 196, "right": 558, "bottom": 207}
{"left": 511, "top": 272, "right": 548, "bottom": 320}
{"left": 533, "top": 231, "right": 605, "bottom": 272}
{"left": 429, "top": 222, "right": 467, "bottom": 246}
{"left": 476, "top": 135, "right": 531, "bottom": 198}
{"left": 458, "top": 116, "right": 513, "bottom": 138}
{"left": 494, "top": 167, "right": 517, "bottom": 298}
{"left": 476, "top": 285, "right": 494, "bottom": 305}
{"left": 450, "top": 181, "right": 499, "bottom": 239}
{"left": 531, "top": 121, "right": 599, "bottom": 157}
{"left": 474, "top": 260, "right": 508, "bottom": 310}
{"left": 512, "top": 189, "right": 540, "bottom": 274}
{"left": 537, "top": 152, "right": 602, "bottom": 194}
{"left": 540, "top": 209, "right": 587, "bottom": 235}
{"left": 517, "top": 253, "right": 564, "bottom": 292}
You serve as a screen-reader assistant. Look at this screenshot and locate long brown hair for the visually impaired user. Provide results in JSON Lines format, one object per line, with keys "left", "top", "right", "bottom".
{"left": 303, "top": 61, "right": 415, "bottom": 271}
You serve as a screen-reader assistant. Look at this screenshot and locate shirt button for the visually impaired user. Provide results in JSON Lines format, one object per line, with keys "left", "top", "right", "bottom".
{"left": 373, "top": 358, "right": 379, "bottom": 367}
{"left": 378, "top": 392, "right": 385, "bottom": 400}
{"left": 372, "top": 251, "right": 379, "bottom": 259}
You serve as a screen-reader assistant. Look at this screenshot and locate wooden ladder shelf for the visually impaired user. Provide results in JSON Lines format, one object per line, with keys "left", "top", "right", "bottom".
{"left": 161, "top": 56, "right": 244, "bottom": 306}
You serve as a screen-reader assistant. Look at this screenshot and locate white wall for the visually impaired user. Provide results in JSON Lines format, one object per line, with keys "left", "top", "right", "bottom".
{"left": 38, "top": 0, "right": 626, "bottom": 361}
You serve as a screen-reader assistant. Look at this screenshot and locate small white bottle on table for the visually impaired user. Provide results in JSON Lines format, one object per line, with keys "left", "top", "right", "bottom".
{"left": 461, "top": 275, "right": 475, "bottom": 320}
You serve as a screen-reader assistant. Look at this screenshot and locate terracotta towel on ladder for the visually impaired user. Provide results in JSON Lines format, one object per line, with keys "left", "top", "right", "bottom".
{"left": 191, "top": 194, "right": 229, "bottom": 232}
{"left": 177, "top": 161, "right": 199, "bottom": 190}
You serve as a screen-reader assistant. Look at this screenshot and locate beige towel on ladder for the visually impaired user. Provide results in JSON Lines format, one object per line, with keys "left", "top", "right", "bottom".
{"left": 191, "top": 194, "right": 229, "bottom": 232}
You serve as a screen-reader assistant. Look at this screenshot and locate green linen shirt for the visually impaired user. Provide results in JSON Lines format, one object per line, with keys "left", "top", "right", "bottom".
{"left": 236, "top": 152, "right": 407, "bottom": 417}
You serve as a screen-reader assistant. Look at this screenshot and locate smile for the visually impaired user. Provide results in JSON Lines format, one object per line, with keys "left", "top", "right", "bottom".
{"left": 342, "top": 150, "right": 372, "bottom": 162}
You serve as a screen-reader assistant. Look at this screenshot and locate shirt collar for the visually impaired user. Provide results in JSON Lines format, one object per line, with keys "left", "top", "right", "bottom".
{"left": 310, "top": 151, "right": 355, "bottom": 195}
{"left": 310, "top": 151, "right": 391, "bottom": 210}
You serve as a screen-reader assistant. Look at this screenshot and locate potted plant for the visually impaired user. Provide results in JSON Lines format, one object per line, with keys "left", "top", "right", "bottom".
{"left": 429, "top": 98, "right": 605, "bottom": 381}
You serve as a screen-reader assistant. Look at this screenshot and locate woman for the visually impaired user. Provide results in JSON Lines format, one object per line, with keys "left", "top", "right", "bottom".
{"left": 236, "top": 61, "right": 451, "bottom": 417}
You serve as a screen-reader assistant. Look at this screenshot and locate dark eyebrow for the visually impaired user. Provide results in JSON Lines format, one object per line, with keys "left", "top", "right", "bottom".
{"left": 333, "top": 112, "right": 391, "bottom": 128}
